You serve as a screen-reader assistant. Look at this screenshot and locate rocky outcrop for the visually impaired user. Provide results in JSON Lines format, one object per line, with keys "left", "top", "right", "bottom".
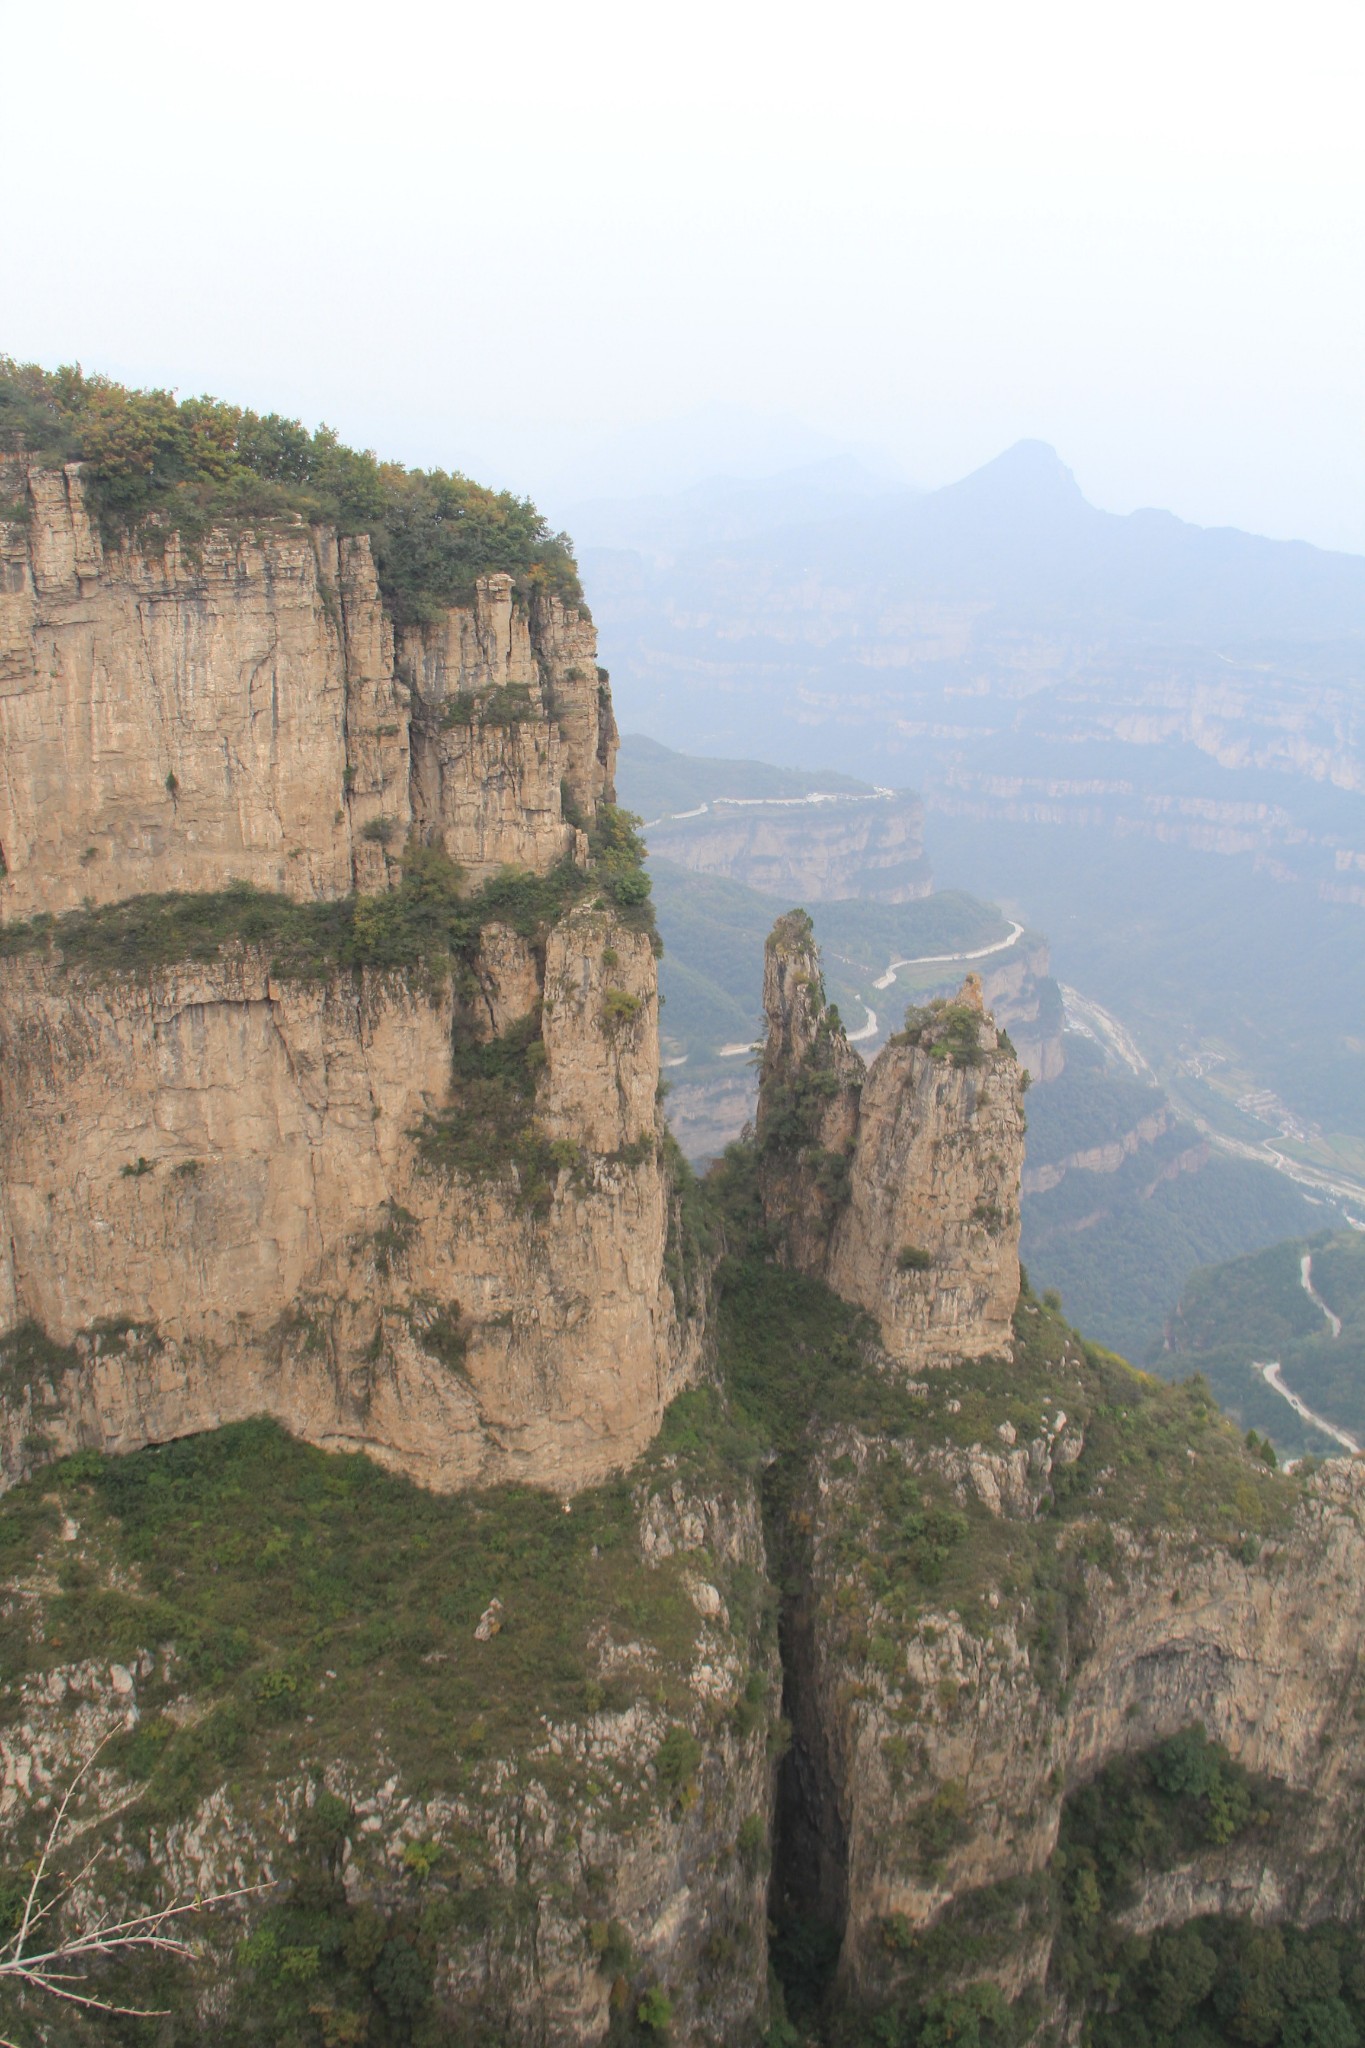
{"left": 757, "top": 915, "right": 1026, "bottom": 1369}
{"left": 0, "top": 465, "right": 693, "bottom": 1496}
{"left": 0, "top": 1446, "right": 778, "bottom": 2047}
{"left": 977, "top": 935, "right": 1065, "bottom": 1084}
{"left": 0, "top": 910, "right": 696, "bottom": 1496}
{"left": 754, "top": 910, "right": 865, "bottom": 1271}
{"left": 793, "top": 1414, "right": 1365, "bottom": 2020}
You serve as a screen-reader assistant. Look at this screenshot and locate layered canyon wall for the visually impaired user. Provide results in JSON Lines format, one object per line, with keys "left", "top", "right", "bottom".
{"left": 0, "top": 462, "right": 699, "bottom": 1495}
{"left": 645, "top": 790, "right": 932, "bottom": 903}
{"left": 0, "top": 459, "right": 610, "bottom": 914}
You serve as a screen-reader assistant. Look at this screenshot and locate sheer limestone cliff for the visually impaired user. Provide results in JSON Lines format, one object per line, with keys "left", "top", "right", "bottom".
{"left": 0, "top": 464, "right": 694, "bottom": 1497}
{"left": 0, "top": 457, "right": 612, "bottom": 915}
{"left": 756, "top": 911, "right": 1026, "bottom": 1369}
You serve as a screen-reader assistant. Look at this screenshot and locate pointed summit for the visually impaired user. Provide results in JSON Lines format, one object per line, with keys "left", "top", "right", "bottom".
{"left": 941, "top": 439, "right": 1086, "bottom": 518}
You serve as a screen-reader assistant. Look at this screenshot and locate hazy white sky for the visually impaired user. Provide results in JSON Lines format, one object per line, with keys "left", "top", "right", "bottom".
{"left": 6, "top": 0, "right": 1363, "bottom": 549}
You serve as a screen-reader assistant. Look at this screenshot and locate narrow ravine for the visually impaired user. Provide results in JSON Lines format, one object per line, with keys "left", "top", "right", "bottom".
{"left": 764, "top": 1472, "right": 850, "bottom": 2025}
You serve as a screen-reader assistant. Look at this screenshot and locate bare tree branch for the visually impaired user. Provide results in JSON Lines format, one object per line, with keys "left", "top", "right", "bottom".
{"left": 3, "top": 1732, "right": 113, "bottom": 1968}
{"left": 0, "top": 1731, "right": 271, "bottom": 2039}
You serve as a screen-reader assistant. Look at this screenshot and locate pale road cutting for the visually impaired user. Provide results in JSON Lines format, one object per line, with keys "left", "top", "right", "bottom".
{"left": 1253, "top": 1360, "right": 1361, "bottom": 1456}
{"left": 873, "top": 921, "right": 1026, "bottom": 990}
{"left": 1061, "top": 988, "right": 1365, "bottom": 1216}
{"left": 1301, "top": 1251, "right": 1343, "bottom": 1337}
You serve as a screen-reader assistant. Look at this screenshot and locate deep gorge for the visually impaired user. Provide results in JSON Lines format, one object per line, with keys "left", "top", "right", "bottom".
{"left": 3, "top": 372, "right": 1365, "bottom": 2048}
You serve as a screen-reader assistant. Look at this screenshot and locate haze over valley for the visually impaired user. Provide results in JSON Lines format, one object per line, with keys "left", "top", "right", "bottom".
{"left": 593, "top": 441, "right": 1365, "bottom": 1368}
{"left": 4, "top": 3, "right": 1365, "bottom": 2040}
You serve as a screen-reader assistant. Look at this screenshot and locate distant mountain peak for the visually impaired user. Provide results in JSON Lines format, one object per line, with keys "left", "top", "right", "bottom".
{"left": 945, "top": 439, "right": 1087, "bottom": 514}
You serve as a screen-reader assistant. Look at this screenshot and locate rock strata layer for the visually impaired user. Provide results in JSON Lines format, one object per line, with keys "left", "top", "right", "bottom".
{"left": 646, "top": 791, "right": 932, "bottom": 903}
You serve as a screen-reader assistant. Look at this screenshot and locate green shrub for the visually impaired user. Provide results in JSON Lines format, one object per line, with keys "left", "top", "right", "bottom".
{"left": 590, "top": 806, "right": 657, "bottom": 937}
{"left": 602, "top": 987, "right": 642, "bottom": 1032}
{"left": 654, "top": 1724, "right": 703, "bottom": 1807}
{"left": 910, "top": 1780, "right": 970, "bottom": 1866}
{"left": 415, "top": 1009, "right": 558, "bottom": 1202}
{"left": 0, "top": 848, "right": 593, "bottom": 990}
{"left": 588, "top": 1918, "right": 635, "bottom": 1976}
{"left": 897, "top": 1245, "right": 933, "bottom": 1274}
{"left": 368, "top": 1201, "right": 417, "bottom": 1277}
{"left": 636, "top": 1985, "right": 674, "bottom": 2036}
{"left": 441, "top": 683, "right": 538, "bottom": 728}
{"left": 737, "top": 1813, "right": 768, "bottom": 1876}
{"left": 415, "top": 1305, "right": 469, "bottom": 1374}
{"left": 892, "top": 998, "right": 986, "bottom": 1069}
{"left": 400, "top": 1838, "right": 442, "bottom": 1881}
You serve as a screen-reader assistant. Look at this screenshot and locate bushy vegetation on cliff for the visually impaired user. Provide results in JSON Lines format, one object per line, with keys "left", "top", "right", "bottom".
{"left": 0, "top": 846, "right": 589, "bottom": 983}
{"left": 0, "top": 815, "right": 658, "bottom": 981}
{"left": 1045, "top": 1730, "right": 1365, "bottom": 2048}
{"left": 0, "top": 358, "right": 581, "bottom": 621}
{"left": 0, "top": 1407, "right": 772, "bottom": 2046}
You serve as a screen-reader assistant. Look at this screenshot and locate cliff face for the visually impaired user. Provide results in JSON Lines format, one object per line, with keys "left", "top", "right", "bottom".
{"left": 0, "top": 466, "right": 693, "bottom": 1497}
{"left": 0, "top": 459, "right": 611, "bottom": 915}
{"left": 757, "top": 915, "right": 1026, "bottom": 1369}
{"left": 976, "top": 933, "right": 1065, "bottom": 1084}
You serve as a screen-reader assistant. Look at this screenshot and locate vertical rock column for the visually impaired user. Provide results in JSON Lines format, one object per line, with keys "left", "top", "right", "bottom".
{"left": 757, "top": 915, "right": 1027, "bottom": 1369}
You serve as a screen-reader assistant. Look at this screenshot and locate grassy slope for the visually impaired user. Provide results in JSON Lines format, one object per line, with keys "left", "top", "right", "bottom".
{"left": 1020, "top": 1038, "right": 1323, "bottom": 1370}
{"left": 1162, "top": 1229, "right": 1365, "bottom": 1456}
{"left": 0, "top": 1398, "right": 771, "bottom": 2046}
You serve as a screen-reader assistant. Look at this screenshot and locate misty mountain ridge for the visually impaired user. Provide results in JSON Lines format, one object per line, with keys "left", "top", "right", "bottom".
{"left": 564, "top": 451, "right": 914, "bottom": 559}
{"left": 584, "top": 436, "right": 1365, "bottom": 645}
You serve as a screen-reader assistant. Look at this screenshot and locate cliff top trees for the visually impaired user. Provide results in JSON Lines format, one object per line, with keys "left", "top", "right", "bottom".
{"left": 0, "top": 358, "right": 582, "bottom": 621}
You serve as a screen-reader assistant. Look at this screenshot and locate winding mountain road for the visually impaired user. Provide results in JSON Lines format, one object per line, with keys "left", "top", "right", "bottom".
{"left": 1249, "top": 1253, "right": 1354, "bottom": 1455}
{"left": 873, "top": 921, "right": 1025, "bottom": 990}
{"left": 1301, "top": 1252, "right": 1343, "bottom": 1337}
{"left": 1252, "top": 1361, "right": 1360, "bottom": 1456}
